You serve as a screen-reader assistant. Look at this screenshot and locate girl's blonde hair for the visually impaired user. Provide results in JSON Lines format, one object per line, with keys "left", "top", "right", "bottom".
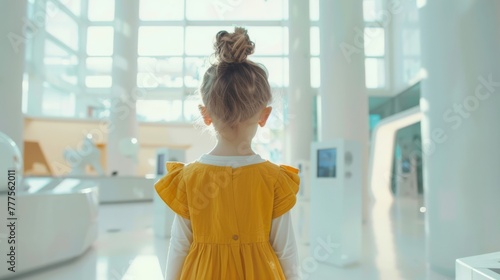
{"left": 200, "top": 27, "right": 271, "bottom": 129}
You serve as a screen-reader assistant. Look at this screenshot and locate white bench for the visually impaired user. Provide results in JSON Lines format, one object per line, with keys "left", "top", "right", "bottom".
{"left": 0, "top": 181, "right": 98, "bottom": 279}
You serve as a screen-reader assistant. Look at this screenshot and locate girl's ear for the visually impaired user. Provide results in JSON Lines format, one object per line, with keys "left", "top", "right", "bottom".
{"left": 198, "top": 105, "right": 212, "bottom": 126}
{"left": 258, "top": 106, "right": 272, "bottom": 127}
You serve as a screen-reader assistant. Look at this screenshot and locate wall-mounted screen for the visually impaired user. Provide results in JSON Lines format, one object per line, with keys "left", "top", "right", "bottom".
{"left": 317, "top": 148, "right": 337, "bottom": 178}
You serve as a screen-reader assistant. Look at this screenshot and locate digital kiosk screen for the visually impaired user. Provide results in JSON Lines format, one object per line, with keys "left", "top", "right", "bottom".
{"left": 317, "top": 148, "right": 337, "bottom": 178}
{"left": 156, "top": 153, "right": 165, "bottom": 175}
{"left": 402, "top": 159, "right": 411, "bottom": 174}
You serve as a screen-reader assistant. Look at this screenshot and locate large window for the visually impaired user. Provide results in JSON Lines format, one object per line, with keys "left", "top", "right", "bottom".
{"left": 86, "top": 0, "right": 115, "bottom": 92}
{"left": 26, "top": 0, "right": 387, "bottom": 119}
{"left": 25, "top": 0, "right": 288, "bottom": 118}
{"left": 24, "top": 0, "right": 117, "bottom": 117}
{"left": 363, "top": 0, "right": 386, "bottom": 89}
{"left": 24, "top": 0, "right": 81, "bottom": 117}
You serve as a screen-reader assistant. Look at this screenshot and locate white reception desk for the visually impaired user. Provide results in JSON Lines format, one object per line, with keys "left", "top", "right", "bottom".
{"left": 23, "top": 176, "right": 155, "bottom": 203}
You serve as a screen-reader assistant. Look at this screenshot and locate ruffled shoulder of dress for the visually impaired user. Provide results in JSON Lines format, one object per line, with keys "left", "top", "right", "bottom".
{"left": 155, "top": 161, "right": 189, "bottom": 219}
{"left": 279, "top": 164, "right": 299, "bottom": 175}
{"left": 272, "top": 164, "right": 300, "bottom": 218}
{"left": 278, "top": 164, "right": 300, "bottom": 190}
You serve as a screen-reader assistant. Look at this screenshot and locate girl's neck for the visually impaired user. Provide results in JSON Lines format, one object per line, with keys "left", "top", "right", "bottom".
{"left": 209, "top": 137, "right": 255, "bottom": 157}
{"left": 208, "top": 121, "right": 259, "bottom": 156}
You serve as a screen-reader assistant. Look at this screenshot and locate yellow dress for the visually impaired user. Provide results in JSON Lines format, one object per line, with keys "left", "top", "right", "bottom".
{"left": 155, "top": 160, "right": 300, "bottom": 280}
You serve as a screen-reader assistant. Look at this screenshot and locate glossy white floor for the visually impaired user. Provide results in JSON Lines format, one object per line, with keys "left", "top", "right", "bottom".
{"left": 9, "top": 197, "right": 453, "bottom": 280}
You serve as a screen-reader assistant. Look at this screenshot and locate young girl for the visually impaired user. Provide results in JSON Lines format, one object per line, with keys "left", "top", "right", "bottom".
{"left": 155, "top": 27, "right": 300, "bottom": 280}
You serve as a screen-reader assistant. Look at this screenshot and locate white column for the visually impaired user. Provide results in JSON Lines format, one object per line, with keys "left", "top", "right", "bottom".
{"left": 107, "top": 1, "right": 140, "bottom": 176}
{"left": 286, "top": 0, "right": 313, "bottom": 164}
{"left": 0, "top": 0, "right": 27, "bottom": 152}
{"left": 419, "top": 0, "right": 500, "bottom": 276}
{"left": 319, "top": 0, "right": 370, "bottom": 217}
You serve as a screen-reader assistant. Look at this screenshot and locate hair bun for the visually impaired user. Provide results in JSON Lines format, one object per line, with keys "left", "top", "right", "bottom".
{"left": 214, "top": 27, "right": 255, "bottom": 64}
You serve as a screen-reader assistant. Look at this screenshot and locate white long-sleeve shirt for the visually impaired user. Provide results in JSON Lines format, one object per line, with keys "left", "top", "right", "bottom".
{"left": 164, "top": 154, "right": 300, "bottom": 280}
